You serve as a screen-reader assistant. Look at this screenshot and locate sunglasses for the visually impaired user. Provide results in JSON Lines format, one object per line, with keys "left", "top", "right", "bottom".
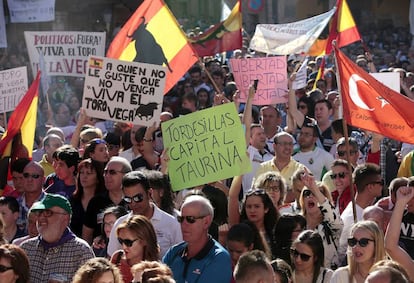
{"left": 290, "top": 248, "right": 312, "bottom": 261}
{"left": 23, "top": 173, "right": 41, "bottom": 179}
{"left": 246, "top": 189, "right": 266, "bottom": 196}
{"left": 0, "top": 265, "right": 13, "bottom": 273}
{"left": 347, "top": 237, "right": 374, "bottom": 247}
{"left": 177, "top": 215, "right": 206, "bottom": 224}
{"left": 123, "top": 193, "right": 144, "bottom": 204}
{"left": 330, "top": 172, "right": 347, "bottom": 180}
{"left": 337, "top": 150, "right": 357, "bottom": 157}
{"left": 33, "top": 209, "right": 68, "bottom": 218}
{"left": 118, "top": 238, "right": 139, "bottom": 247}
{"left": 104, "top": 169, "right": 125, "bottom": 176}
{"left": 302, "top": 189, "right": 313, "bottom": 198}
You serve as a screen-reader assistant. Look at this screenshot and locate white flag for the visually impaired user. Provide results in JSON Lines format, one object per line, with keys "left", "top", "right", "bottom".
{"left": 250, "top": 7, "right": 336, "bottom": 55}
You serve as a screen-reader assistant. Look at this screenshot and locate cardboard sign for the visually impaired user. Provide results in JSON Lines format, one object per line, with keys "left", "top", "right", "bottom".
{"left": 162, "top": 103, "right": 251, "bottom": 191}
{"left": 82, "top": 56, "right": 165, "bottom": 126}
{"left": 24, "top": 31, "right": 106, "bottom": 77}
{"left": 0, "top": 66, "right": 28, "bottom": 113}
{"left": 230, "top": 57, "right": 288, "bottom": 105}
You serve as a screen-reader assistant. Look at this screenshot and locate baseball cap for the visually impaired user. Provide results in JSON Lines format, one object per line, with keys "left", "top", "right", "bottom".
{"left": 31, "top": 193, "right": 72, "bottom": 215}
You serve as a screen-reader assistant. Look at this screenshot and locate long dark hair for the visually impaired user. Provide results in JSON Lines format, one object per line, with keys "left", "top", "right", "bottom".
{"left": 292, "top": 230, "right": 325, "bottom": 283}
{"left": 73, "top": 158, "right": 106, "bottom": 200}
{"left": 240, "top": 189, "right": 279, "bottom": 243}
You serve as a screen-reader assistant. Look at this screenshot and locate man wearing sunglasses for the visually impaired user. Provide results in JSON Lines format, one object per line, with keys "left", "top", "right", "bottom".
{"left": 337, "top": 163, "right": 382, "bottom": 265}
{"left": 21, "top": 193, "right": 94, "bottom": 282}
{"left": 107, "top": 171, "right": 182, "bottom": 258}
{"left": 163, "top": 195, "right": 232, "bottom": 283}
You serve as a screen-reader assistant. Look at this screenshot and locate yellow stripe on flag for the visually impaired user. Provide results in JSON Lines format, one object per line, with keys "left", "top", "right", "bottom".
{"left": 338, "top": 0, "right": 356, "bottom": 32}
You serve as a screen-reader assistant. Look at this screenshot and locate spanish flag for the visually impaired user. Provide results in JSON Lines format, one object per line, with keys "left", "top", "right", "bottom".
{"left": 106, "top": 0, "right": 197, "bottom": 94}
{"left": 325, "top": 0, "right": 361, "bottom": 54}
{"left": 189, "top": 1, "right": 242, "bottom": 57}
{"left": 0, "top": 72, "right": 40, "bottom": 158}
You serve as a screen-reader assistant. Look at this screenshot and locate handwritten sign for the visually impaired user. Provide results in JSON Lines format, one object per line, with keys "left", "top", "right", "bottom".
{"left": 0, "top": 66, "right": 28, "bottom": 113}
{"left": 82, "top": 56, "right": 165, "bottom": 126}
{"left": 24, "top": 31, "right": 106, "bottom": 77}
{"left": 162, "top": 103, "right": 251, "bottom": 191}
{"left": 230, "top": 57, "right": 288, "bottom": 105}
{"left": 8, "top": 0, "right": 55, "bottom": 23}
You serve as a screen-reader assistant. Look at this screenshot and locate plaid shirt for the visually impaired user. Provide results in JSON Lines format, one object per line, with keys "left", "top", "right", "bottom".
{"left": 21, "top": 236, "right": 94, "bottom": 283}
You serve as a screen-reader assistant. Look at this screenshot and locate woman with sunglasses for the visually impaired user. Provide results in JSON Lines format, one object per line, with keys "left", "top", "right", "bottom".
{"left": 299, "top": 171, "right": 343, "bottom": 269}
{"left": 330, "top": 159, "right": 352, "bottom": 214}
{"left": 385, "top": 185, "right": 414, "bottom": 280}
{"left": 332, "top": 220, "right": 386, "bottom": 283}
{"left": 70, "top": 158, "right": 106, "bottom": 237}
{"left": 290, "top": 230, "right": 333, "bottom": 283}
{"left": 111, "top": 214, "right": 159, "bottom": 283}
{"left": 0, "top": 244, "right": 29, "bottom": 283}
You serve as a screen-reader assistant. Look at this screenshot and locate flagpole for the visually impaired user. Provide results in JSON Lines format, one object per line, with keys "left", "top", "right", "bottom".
{"left": 198, "top": 57, "right": 222, "bottom": 94}
{"left": 332, "top": 42, "right": 357, "bottom": 224}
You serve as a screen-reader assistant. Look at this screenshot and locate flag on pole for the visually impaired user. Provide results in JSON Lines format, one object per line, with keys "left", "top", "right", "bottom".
{"left": 106, "top": 0, "right": 197, "bottom": 94}
{"left": 189, "top": 1, "right": 242, "bottom": 57}
{"left": 335, "top": 46, "right": 414, "bottom": 143}
{"left": 0, "top": 72, "right": 40, "bottom": 158}
{"left": 325, "top": 0, "right": 361, "bottom": 54}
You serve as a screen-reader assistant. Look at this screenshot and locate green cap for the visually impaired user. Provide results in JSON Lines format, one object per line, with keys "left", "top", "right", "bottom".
{"left": 31, "top": 193, "right": 72, "bottom": 215}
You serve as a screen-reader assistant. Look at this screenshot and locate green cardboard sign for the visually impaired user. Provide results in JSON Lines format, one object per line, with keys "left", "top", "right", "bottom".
{"left": 161, "top": 103, "right": 252, "bottom": 191}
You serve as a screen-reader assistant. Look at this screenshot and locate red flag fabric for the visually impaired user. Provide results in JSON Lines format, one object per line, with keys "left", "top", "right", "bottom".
{"left": 335, "top": 46, "right": 414, "bottom": 143}
{"left": 106, "top": 0, "right": 197, "bottom": 94}
{"left": 0, "top": 72, "right": 40, "bottom": 157}
{"left": 325, "top": 0, "right": 361, "bottom": 54}
{"left": 190, "top": 1, "right": 242, "bottom": 57}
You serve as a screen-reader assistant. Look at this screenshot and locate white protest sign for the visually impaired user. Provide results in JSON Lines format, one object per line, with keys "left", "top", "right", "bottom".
{"left": 292, "top": 58, "right": 309, "bottom": 90}
{"left": 24, "top": 31, "right": 106, "bottom": 77}
{"left": 0, "top": 66, "right": 28, "bottom": 113}
{"left": 7, "top": 0, "right": 55, "bottom": 23}
{"left": 371, "top": 72, "right": 400, "bottom": 92}
{"left": 82, "top": 56, "right": 166, "bottom": 126}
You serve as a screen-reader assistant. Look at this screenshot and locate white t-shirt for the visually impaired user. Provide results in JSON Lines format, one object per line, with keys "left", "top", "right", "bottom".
{"left": 293, "top": 147, "right": 334, "bottom": 181}
{"left": 242, "top": 145, "right": 273, "bottom": 193}
{"left": 338, "top": 203, "right": 363, "bottom": 265}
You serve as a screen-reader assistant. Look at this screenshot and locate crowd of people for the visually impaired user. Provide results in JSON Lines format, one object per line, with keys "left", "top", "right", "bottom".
{"left": 1, "top": 19, "right": 414, "bottom": 283}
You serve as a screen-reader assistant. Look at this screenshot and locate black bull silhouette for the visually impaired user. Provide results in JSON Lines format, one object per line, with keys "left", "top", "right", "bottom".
{"left": 128, "top": 17, "right": 173, "bottom": 73}
{"left": 135, "top": 102, "right": 159, "bottom": 121}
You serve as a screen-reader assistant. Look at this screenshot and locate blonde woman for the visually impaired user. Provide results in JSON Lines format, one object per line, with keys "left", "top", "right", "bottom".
{"left": 331, "top": 220, "right": 386, "bottom": 283}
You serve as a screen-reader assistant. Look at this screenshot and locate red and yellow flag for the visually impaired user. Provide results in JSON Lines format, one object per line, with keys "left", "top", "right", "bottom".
{"left": 189, "top": 1, "right": 242, "bottom": 57}
{"left": 325, "top": 0, "right": 361, "bottom": 54}
{"left": 335, "top": 46, "right": 414, "bottom": 143}
{"left": 0, "top": 72, "right": 40, "bottom": 158}
{"left": 106, "top": 0, "right": 197, "bottom": 94}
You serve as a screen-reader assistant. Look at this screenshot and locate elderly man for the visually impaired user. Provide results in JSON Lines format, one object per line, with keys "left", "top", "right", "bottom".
{"left": 21, "top": 193, "right": 94, "bottom": 283}
{"left": 107, "top": 171, "right": 182, "bottom": 257}
{"left": 163, "top": 195, "right": 232, "bottom": 283}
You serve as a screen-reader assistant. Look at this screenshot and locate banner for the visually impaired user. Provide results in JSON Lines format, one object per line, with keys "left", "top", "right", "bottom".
{"left": 82, "top": 56, "right": 166, "bottom": 126}
{"left": 0, "top": 2, "right": 6, "bottom": 48}
{"left": 161, "top": 103, "right": 251, "bottom": 191}
{"left": 230, "top": 56, "right": 288, "bottom": 105}
{"left": 0, "top": 66, "right": 28, "bottom": 113}
{"left": 7, "top": 0, "right": 55, "bottom": 23}
{"left": 249, "top": 8, "right": 335, "bottom": 55}
{"left": 24, "top": 31, "right": 106, "bottom": 77}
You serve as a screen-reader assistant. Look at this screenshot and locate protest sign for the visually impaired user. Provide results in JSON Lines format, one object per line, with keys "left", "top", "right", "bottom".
{"left": 371, "top": 72, "right": 400, "bottom": 92}
{"left": 82, "top": 56, "right": 166, "bottom": 126}
{"left": 162, "top": 103, "right": 251, "bottom": 191}
{"left": 292, "top": 58, "right": 308, "bottom": 90}
{"left": 230, "top": 56, "right": 288, "bottom": 105}
{"left": 0, "top": 67, "right": 28, "bottom": 113}
{"left": 24, "top": 31, "right": 106, "bottom": 77}
{"left": 7, "top": 0, "right": 55, "bottom": 23}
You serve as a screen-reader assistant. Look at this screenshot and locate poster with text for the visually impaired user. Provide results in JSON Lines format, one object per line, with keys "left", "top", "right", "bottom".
{"left": 162, "top": 103, "right": 251, "bottom": 191}
{"left": 82, "top": 56, "right": 166, "bottom": 126}
{"left": 0, "top": 66, "right": 28, "bottom": 113}
{"left": 230, "top": 56, "right": 288, "bottom": 105}
{"left": 7, "top": 0, "right": 55, "bottom": 23}
{"left": 24, "top": 31, "right": 106, "bottom": 77}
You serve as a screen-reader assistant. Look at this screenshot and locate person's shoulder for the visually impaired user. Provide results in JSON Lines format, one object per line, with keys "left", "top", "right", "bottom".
{"left": 211, "top": 239, "right": 230, "bottom": 256}
{"left": 154, "top": 205, "right": 179, "bottom": 222}
{"left": 20, "top": 237, "right": 39, "bottom": 250}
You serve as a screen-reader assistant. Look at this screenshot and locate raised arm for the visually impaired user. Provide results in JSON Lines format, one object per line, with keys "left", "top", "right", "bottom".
{"left": 228, "top": 175, "right": 243, "bottom": 227}
{"left": 287, "top": 73, "right": 305, "bottom": 128}
{"left": 242, "top": 85, "right": 255, "bottom": 147}
{"left": 385, "top": 186, "right": 414, "bottom": 280}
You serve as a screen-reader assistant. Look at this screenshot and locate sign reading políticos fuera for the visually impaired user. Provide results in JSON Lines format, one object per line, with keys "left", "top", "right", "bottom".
{"left": 82, "top": 56, "right": 166, "bottom": 125}
{"left": 162, "top": 103, "right": 251, "bottom": 191}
